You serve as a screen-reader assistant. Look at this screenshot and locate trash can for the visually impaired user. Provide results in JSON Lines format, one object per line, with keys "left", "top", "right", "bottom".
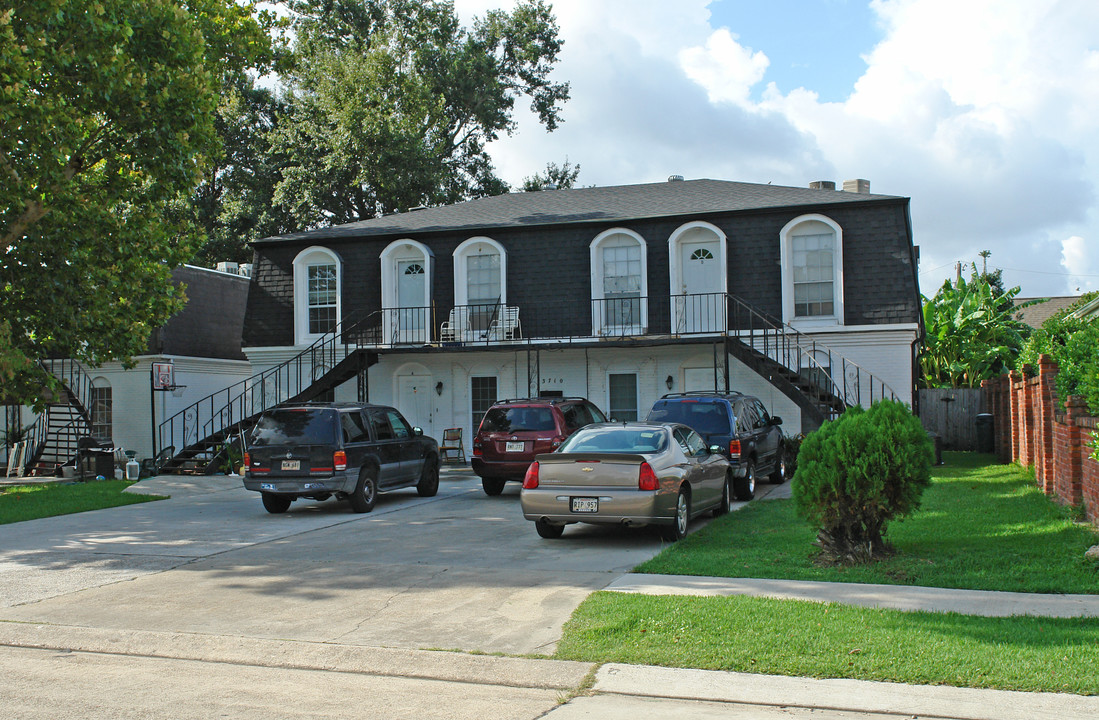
{"left": 77, "top": 437, "right": 115, "bottom": 480}
{"left": 975, "top": 413, "right": 994, "bottom": 454}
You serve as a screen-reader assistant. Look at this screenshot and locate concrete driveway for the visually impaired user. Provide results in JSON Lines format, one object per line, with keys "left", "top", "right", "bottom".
{"left": 0, "top": 469, "right": 674, "bottom": 655}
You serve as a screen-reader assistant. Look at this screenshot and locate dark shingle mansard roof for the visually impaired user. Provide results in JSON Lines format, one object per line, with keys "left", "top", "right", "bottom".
{"left": 256, "top": 178, "right": 906, "bottom": 245}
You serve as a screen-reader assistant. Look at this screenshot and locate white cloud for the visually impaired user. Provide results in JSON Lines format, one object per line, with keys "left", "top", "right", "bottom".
{"left": 458, "top": 0, "right": 1099, "bottom": 296}
{"left": 678, "top": 29, "right": 769, "bottom": 106}
{"left": 1061, "top": 235, "right": 1099, "bottom": 293}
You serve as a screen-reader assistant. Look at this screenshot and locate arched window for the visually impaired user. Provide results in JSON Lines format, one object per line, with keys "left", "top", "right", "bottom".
{"left": 90, "top": 377, "right": 112, "bottom": 442}
{"left": 780, "top": 214, "right": 844, "bottom": 326}
{"left": 293, "top": 246, "right": 342, "bottom": 345}
{"left": 453, "top": 237, "right": 507, "bottom": 338}
{"left": 590, "top": 229, "right": 647, "bottom": 335}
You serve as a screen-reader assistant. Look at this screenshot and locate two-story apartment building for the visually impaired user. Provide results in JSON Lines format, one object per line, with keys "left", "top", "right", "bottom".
{"left": 219, "top": 177, "right": 920, "bottom": 451}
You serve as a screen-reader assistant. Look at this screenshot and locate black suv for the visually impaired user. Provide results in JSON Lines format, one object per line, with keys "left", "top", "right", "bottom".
{"left": 471, "top": 397, "right": 607, "bottom": 495}
{"left": 243, "top": 402, "right": 439, "bottom": 514}
{"left": 645, "top": 392, "right": 784, "bottom": 501}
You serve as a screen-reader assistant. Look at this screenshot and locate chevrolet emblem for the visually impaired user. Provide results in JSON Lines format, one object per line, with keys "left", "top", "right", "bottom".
{"left": 581, "top": 467, "right": 594, "bottom": 472}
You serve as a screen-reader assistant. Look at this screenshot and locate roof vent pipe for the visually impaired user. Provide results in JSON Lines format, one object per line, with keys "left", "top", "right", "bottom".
{"left": 809, "top": 180, "right": 836, "bottom": 190}
{"left": 668, "top": 174, "right": 684, "bottom": 182}
{"left": 843, "top": 178, "right": 870, "bottom": 194}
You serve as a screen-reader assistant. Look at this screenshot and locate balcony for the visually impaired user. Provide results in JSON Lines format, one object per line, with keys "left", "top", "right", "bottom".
{"left": 350, "top": 292, "right": 736, "bottom": 348}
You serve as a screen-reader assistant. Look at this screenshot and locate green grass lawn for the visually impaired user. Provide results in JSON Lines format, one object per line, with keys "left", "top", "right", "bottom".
{"left": 553, "top": 453, "right": 1099, "bottom": 693}
{"left": 556, "top": 592, "right": 1099, "bottom": 694}
{"left": 636, "top": 452, "right": 1099, "bottom": 595}
{"left": 0, "top": 480, "right": 164, "bottom": 524}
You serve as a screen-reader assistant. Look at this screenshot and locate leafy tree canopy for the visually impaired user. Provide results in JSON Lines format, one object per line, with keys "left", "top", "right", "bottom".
{"left": 521, "top": 158, "right": 580, "bottom": 191}
{"left": 0, "top": 0, "right": 272, "bottom": 405}
{"left": 269, "top": 0, "right": 570, "bottom": 229}
{"left": 919, "top": 258, "right": 1031, "bottom": 389}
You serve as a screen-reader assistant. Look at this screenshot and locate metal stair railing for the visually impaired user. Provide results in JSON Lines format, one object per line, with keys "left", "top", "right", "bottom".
{"left": 725, "top": 294, "right": 898, "bottom": 417}
{"left": 157, "top": 310, "right": 381, "bottom": 461}
{"left": 17, "top": 359, "right": 97, "bottom": 474}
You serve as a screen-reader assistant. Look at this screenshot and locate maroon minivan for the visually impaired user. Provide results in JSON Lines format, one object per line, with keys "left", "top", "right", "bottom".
{"left": 471, "top": 397, "right": 607, "bottom": 495}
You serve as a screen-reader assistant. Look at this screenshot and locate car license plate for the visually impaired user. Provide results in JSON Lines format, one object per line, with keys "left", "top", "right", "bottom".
{"left": 260, "top": 483, "right": 276, "bottom": 491}
{"left": 281, "top": 460, "right": 300, "bottom": 471}
{"left": 505, "top": 442, "right": 524, "bottom": 453}
{"left": 571, "top": 497, "right": 598, "bottom": 513}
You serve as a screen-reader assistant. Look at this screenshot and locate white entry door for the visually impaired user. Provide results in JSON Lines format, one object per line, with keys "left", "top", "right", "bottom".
{"left": 678, "top": 240, "right": 723, "bottom": 333}
{"left": 397, "top": 260, "right": 427, "bottom": 343}
{"left": 397, "top": 375, "right": 434, "bottom": 439}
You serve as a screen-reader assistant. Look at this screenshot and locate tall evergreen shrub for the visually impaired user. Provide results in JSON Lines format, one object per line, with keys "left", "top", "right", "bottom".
{"left": 792, "top": 400, "right": 933, "bottom": 565}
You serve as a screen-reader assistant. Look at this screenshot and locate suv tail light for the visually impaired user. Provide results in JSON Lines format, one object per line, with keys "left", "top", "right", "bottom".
{"left": 638, "top": 462, "right": 659, "bottom": 491}
{"left": 333, "top": 450, "right": 347, "bottom": 471}
{"left": 728, "top": 439, "right": 741, "bottom": 458}
{"left": 243, "top": 452, "right": 251, "bottom": 468}
{"left": 472, "top": 439, "right": 482, "bottom": 457}
{"left": 522, "top": 461, "right": 540, "bottom": 489}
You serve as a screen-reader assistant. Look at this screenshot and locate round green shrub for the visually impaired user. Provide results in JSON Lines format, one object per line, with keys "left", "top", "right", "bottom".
{"left": 792, "top": 399, "right": 933, "bottom": 564}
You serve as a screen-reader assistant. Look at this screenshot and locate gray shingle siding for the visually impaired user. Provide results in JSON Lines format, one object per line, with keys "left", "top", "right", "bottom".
{"left": 242, "top": 181, "right": 919, "bottom": 346}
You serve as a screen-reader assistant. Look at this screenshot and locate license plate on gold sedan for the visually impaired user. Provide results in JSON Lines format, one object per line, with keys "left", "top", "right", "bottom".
{"left": 281, "top": 460, "right": 300, "bottom": 471}
{"left": 570, "top": 497, "right": 598, "bottom": 513}
{"left": 506, "top": 442, "right": 524, "bottom": 452}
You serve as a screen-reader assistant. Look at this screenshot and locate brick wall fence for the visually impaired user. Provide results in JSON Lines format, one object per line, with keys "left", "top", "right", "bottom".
{"left": 982, "top": 355, "right": 1099, "bottom": 523}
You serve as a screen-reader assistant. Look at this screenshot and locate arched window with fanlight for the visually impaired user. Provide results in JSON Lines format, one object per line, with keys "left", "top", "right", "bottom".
{"left": 381, "top": 239, "right": 433, "bottom": 344}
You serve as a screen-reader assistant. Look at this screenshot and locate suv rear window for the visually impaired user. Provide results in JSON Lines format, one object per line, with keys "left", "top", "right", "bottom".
{"left": 647, "top": 401, "right": 731, "bottom": 435}
{"left": 480, "top": 406, "right": 557, "bottom": 432}
{"left": 250, "top": 409, "right": 338, "bottom": 446}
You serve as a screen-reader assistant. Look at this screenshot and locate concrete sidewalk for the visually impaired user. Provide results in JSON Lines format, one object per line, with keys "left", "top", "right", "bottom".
{"left": 605, "top": 573, "right": 1099, "bottom": 617}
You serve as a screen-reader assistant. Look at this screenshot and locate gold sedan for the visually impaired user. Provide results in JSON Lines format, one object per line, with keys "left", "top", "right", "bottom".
{"left": 519, "top": 422, "right": 733, "bottom": 540}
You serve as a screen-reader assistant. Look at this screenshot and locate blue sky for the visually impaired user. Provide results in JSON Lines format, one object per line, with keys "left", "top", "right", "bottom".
{"left": 707, "top": 0, "right": 879, "bottom": 102}
{"left": 457, "top": 1, "right": 1099, "bottom": 298}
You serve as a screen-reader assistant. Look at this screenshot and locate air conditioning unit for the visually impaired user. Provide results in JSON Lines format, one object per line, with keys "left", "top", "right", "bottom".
{"left": 216, "top": 261, "right": 239, "bottom": 274}
{"left": 238, "top": 263, "right": 253, "bottom": 278}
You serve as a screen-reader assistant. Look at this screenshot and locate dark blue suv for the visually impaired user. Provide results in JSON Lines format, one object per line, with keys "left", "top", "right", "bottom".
{"left": 646, "top": 392, "right": 784, "bottom": 501}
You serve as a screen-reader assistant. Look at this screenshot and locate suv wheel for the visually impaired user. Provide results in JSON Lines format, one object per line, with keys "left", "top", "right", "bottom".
{"left": 350, "top": 469, "right": 377, "bottom": 513}
{"left": 261, "top": 492, "right": 291, "bottom": 514}
{"left": 660, "top": 487, "right": 690, "bottom": 542}
{"left": 734, "top": 460, "right": 755, "bottom": 501}
{"left": 416, "top": 457, "right": 439, "bottom": 497}
{"left": 482, "top": 477, "right": 506, "bottom": 496}
{"left": 769, "top": 454, "right": 786, "bottom": 484}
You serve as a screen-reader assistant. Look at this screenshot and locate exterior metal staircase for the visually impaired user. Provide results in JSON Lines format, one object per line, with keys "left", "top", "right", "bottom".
{"left": 19, "top": 360, "right": 96, "bottom": 476}
{"left": 156, "top": 312, "right": 381, "bottom": 474}
{"left": 722, "top": 294, "right": 898, "bottom": 430}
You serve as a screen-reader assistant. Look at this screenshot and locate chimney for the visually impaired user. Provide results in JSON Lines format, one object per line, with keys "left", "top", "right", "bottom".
{"left": 809, "top": 180, "right": 836, "bottom": 190}
{"left": 843, "top": 178, "right": 870, "bottom": 194}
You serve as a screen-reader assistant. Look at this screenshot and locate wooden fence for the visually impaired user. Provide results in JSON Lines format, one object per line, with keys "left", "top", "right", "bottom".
{"left": 917, "top": 388, "right": 986, "bottom": 450}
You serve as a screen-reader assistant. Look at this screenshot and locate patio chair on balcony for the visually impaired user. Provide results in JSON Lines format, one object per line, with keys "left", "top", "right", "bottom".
{"left": 440, "top": 308, "right": 469, "bottom": 343}
{"left": 489, "top": 306, "right": 521, "bottom": 341}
